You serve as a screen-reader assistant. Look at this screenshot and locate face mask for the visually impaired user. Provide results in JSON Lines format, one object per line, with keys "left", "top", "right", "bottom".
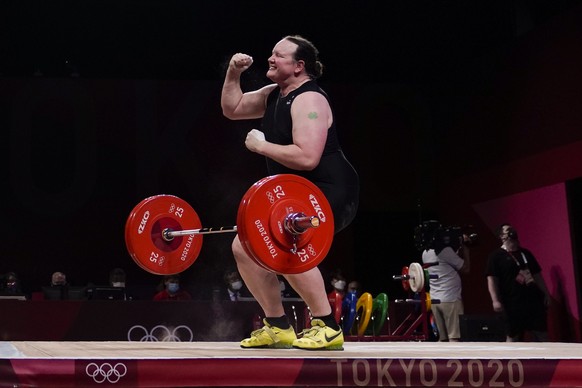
{"left": 112, "top": 282, "right": 125, "bottom": 288}
{"left": 167, "top": 283, "right": 180, "bottom": 293}
{"left": 230, "top": 280, "right": 243, "bottom": 291}
{"left": 333, "top": 280, "right": 346, "bottom": 291}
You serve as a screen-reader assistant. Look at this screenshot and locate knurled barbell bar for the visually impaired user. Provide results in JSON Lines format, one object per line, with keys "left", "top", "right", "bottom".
{"left": 124, "top": 174, "right": 335, "bottom": 275}
{"left": 160, "top": 213, "right": 319, "bottom": 241}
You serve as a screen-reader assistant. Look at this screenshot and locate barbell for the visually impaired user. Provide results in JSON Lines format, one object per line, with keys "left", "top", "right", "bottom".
{"left": 393, "top": 262, "right": 439, "bottom": 293}
{"left": 394, "top": 292, "right": 440, "bottom": 311}
{"left": 124, "top": 174, "right": 335, "bottom": 275}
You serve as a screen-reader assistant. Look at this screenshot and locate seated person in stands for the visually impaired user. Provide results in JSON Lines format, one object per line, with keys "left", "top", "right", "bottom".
{"left": 85, "top": 268, "right": 131, "bottom": 300}
{"left": 218, "top": 268, "right": 253, "bottom": 301}
{"left": 0, "top": 272, "right": 26, "bottom": 299}
{"left": 49, "top": 271, "right": 69, "bottom": 299}
{"left": 108, "top": 267, "right": 132, "bottom": 300}
{"left": 109, "top": 268, "right": 127, "bottom": 288}
{"left": 43, "top": 271, "right": 88, "bottom": 300}
{"left": 153, "top": 274, "right": 192, "bottom": 301}
{"left": 328, "top": 269, "right": 347, "bottom": 296}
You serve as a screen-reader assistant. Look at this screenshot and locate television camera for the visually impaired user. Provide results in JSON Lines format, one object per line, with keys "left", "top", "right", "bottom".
{"left": 414, "top": 220, "right": 478, "bottom": 254}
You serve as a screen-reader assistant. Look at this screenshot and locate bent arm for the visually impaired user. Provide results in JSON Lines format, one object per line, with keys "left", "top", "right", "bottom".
{"left": 250, "top": 92, "right": 330, "bottom": 170}
{"left": 221, "top": 53, "right": 276, "bottom": 120}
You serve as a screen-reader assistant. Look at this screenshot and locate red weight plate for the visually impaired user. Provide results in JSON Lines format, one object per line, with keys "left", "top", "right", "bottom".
{"left": 239, "top": 182, "right": 289, "bottom": 273}
{"left": 125, "top": 194, "right": 203, "bottom": 275}
{"left": 238, "top": 175, "right": 299, "bottom": 272}
{"left": 237, "top": 174, "right": 334, "bottom": 274}
{"left": 125, "top": 197, "right": 156, "bottom": 273}
{"left": 327, "top": 290, "right": 343, "bottom": 324}
{"left": 401, "top": 266, "right": 410, "bottom": 291}
{"left": 239, "top": 175, "right": 330, "bottom": 273}
{"left": 236, "top": 176, "right": 274, "bottom": 272}
{"left": 334, "top": 291, "right": 343, "bottom": 324}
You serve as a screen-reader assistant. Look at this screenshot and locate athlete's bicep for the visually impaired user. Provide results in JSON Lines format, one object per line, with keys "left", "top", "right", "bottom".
{"left": 291, "top": 92, "right": 330, "bottom": 158}
{"left": 232, "top": 84, "right": 277, "bottom": 119}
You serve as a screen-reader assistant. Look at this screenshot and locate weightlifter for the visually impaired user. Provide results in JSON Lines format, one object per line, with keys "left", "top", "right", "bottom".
{"left": 221, "top": 35, "right": 359, "bottom": 350}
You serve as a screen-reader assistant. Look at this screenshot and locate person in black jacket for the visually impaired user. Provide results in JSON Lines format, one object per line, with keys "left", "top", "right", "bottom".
{"left": 486, "top": 223, "right": 551, "bottom": 341}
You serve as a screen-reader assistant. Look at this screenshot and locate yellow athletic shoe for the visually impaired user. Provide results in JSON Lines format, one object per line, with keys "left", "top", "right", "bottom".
{"left": 240, "top": 319, "right": 297, "bottom": 349}
{"left": 293, "top": 319, "right": 344, "bottom": 350}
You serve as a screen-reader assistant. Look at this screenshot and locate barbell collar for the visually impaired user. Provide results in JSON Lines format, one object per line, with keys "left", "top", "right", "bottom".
{"left": 284, "top": 213, "right": 320, "bottom": 235}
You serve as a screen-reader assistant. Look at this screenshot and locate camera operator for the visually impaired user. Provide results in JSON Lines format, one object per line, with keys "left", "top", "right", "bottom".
{"left": 418, "top": 221, "right": 471, "bottom": 342}
{"left": 486, "top": 223, "right": 550, "bottom": 342}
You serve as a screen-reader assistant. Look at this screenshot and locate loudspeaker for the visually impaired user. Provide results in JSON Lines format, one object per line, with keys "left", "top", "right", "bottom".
{"left": 460, "top": 314, "right": 505, "bottom": 341}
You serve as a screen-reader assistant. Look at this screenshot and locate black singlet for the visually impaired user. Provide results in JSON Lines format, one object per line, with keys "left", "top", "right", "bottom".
{"left": 261, "top": 80, "right": 359, "bottom": 233}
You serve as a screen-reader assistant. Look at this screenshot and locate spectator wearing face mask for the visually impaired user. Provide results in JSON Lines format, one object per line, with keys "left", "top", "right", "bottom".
{"left": 105, "top": 267, "right": 134, "bottom": 300}
{"left": 223, "top": 269, "right": 249, "bottom": 301}
{"left": 153, "top": 274, "right": 192, "bottom": 301}
{"left": 328, "top": 270, "right": 347, "bottom": 297}
{"left": 109, "top": 268, "right": 127, "bottom": 288}
{"left": 326, "top": 270, "right": 347, "bottom": 323}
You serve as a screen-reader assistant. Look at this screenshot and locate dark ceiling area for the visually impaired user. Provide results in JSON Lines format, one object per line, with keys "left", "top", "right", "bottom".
{"left": 1, "top": 0, "right": 580, "bottom": 82}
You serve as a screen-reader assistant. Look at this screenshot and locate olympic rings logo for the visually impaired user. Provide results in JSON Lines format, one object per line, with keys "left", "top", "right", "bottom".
{"left": 86, "top": 362, "right": 127, "bottom": 384}
{"left": 266, "top": 191, "right": 275, "bottom": 204}
{"left": 127, "top": 325, "right": 194, "bottom": 342}
{"left": 307, "top": 244, "right": 316, "bottom": 256}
